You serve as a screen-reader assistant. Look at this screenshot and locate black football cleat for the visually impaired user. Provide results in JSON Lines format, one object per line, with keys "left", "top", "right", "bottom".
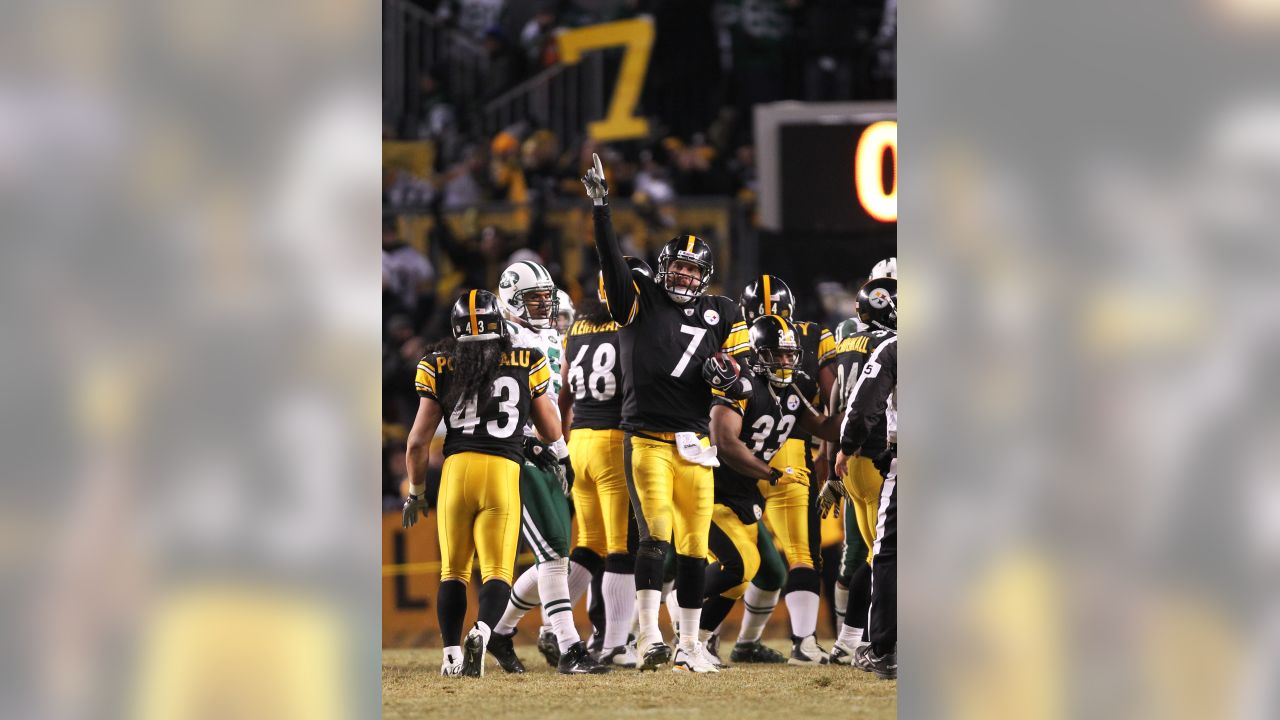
{"left": 558, "top": 641, "right": 613, "bottom": 674}
{"left": 461, "top": 624, "right": 487, "bottom": 677}
{"left": 852, "top": 644, "right": 897, "bottom": 680}
{"left": 729, "top": 640, "right": 787, "bottom": 664}
{"left": 537, "top": 628, "right": 561, "bottom": 667}
{"left": 485, "top": 630, "right": 525, "bottom": 674}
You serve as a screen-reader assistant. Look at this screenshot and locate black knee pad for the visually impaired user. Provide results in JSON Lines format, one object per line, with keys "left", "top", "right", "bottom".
{"left": 637, "top": 539, "right": 669, "bottom": 562}
{"left": 784, "top": 566, "right": 821, "bottom": 594}
{"left": 604, "top": 552, "right": 635, "bottom": 574}
{"left": 570, "top": 546, "right": 604, "bottom": 575}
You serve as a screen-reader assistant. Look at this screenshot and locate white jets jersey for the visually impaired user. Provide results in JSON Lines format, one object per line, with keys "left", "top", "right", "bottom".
{"left": 506, "top": 319, "right": 563, "bottom": 436}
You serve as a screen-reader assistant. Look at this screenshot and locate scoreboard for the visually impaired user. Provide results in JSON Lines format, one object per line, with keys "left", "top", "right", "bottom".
{"left": 755, "top": 102, "right": 897, "bottom": 233}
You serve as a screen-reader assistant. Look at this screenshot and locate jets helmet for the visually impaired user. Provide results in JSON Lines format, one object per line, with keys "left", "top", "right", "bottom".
{"left": 749, "top": 315, "right": 803, "bottom": 387}
{"left": 497, "top": 260, "right": 559, "bottom": 329}
{"left": 451, "top": 289, "right": 508, "bottom": 342}
{"left": 855, "top": 277, "right": 897, "bottom": 332}
{"left": 656, "top": 235, "right": 714, "bottom": 304}
{"left": 870, "top": 256, "right": 897, "bottom": 280}
{"left": 556, "top": 289, "right": 575, "bottom": 331}
{"left": 740, "top": 275, "right": 795, "bottom": 324}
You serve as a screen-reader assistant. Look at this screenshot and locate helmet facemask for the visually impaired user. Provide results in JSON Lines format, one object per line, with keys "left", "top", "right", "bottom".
{"left": 754, "top": 346, "right": 802, "bottom": 388}
{"left": 658, "top": 257, "right": 712, "bottom": 304}
{"left": 514, "top": 286, "right": 559, "bottom": 329}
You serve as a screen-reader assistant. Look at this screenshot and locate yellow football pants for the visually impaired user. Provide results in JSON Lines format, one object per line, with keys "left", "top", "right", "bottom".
{"left": 842, "top": 455, "right": 884, "bottom": 564}
{"left": 624, "top": 432, "right": 713, "bottom": 558}
{"left": 436, "top": 451, "right": 522, "bottom": 584}
{"left": 761, "top": 438, "right": 815, "bottom": 568}
{"left": 570, "top": 428, "right": 631, "bottom": 556}
{"left": 706, "top": 504, "right": 760, "bottom": 599}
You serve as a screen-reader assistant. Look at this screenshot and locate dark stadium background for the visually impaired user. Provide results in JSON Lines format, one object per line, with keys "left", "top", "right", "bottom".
{"left": 382, "top": 0, "right": 895, "bottom": 647}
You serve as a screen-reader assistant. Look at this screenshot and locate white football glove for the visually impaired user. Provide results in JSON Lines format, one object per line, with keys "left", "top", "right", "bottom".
{"left": 581, "top": 153, "right": 609, "bottom": 203}
{"left": 402, "top": 493, "right": 428, "bottom": 528}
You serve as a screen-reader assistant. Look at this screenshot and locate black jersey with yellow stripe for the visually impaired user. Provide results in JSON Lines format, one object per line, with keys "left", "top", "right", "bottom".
{"left": 564, "top": 317, "right": 623, "bottom": 431}
{"left": 416, "top": 347, "right": 551, "bottom": 465}
{"left": 820, "top": 328, "right": 893, "bottom": 454}
{"left": 736, "top": 319, "right": 832, "bottom": 444}
{"left": 710, "top": 372, "right": 805, "bottom": 524}
{"left": 608, "top": 269, "right": 749, "bottom": 434}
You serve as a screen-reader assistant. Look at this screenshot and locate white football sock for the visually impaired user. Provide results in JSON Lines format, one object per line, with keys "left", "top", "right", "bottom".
{"left": 833, "top": 583, "right": 849, "bottom": 626}
{"left": 636, "top": 589, "right": 662, "bottom": 642}
{"left": 538, "top": 557, "right": 580, "bottom": 653}
{"left": 602, "top": 571, "right": 636, "bottom": 648}
{"left": 677, "top": 606, "right": 701, "bottom": 647}
{"left": 737, "top": 586, "right": 779, "bottom": 643}
{"left": 629, "top": 602, "right": 640, "bottom": 637}
{"left": 838, "top": 623, "right": 865, "bottom": 647}
{"left": 785, "top": 590, "right": 820, "bottom": 639}
{"left": 494, "top": 565, "right": 540, "bottom": 635}
{"left": 568, "top": 559, "right": 593, "bottom": 604}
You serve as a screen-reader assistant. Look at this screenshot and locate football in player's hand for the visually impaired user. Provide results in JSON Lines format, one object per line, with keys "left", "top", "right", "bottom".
{"left": 702, "top": 352, "right": 741, "bottom": 390}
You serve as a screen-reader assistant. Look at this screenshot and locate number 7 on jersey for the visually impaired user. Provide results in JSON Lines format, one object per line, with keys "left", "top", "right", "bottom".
{"left": 671, "top": 325, "right": 707, "bottom": 377}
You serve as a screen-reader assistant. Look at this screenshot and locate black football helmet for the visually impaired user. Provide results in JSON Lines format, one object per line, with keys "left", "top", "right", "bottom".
{"left": 855, "top": 277, "right": 897, "bottom": 332}
{"left": 740, "top": 275, "right": 796, "bottom": 324}
{"left": 656, "top": 235, "right": 714, "bottom": 304}
{"left": 451, "top": 289, "right": 509, "bottom": 342}
{"left": 748, "top": 315, "right": 802, "bottom": 387}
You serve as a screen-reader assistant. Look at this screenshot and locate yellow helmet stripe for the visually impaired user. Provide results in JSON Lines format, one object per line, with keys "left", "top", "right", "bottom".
{"left": 762, "top": 274, "right": 772, "bottom": 316}
{"left": 686, "top": 235, "right": 696, "bottom": 253}
{"left": 468, "top": 290, "right": 479, "bottom": 335}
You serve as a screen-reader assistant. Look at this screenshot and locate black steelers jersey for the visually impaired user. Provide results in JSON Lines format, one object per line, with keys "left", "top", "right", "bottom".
{"left": 612, "top": 272, "right": 749, "bottom": 434}
{"left": 821, "top": 329, "right": 894, "bottom": 456}
{"left": 710, "top": 372, "right": 806, "bottom": 524}
{"left": 415, "top": 348, "right": 552, "bottom": 465}
{"left": 564, "top": 317, "right": 623, "bottom": 431}
{"left": 747, "top": 319, "right": 833, "bottom": 444}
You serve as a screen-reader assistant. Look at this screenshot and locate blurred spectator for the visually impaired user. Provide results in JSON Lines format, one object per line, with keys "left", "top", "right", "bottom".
{"left": 441, "top": 144, "right": 490, "bottom": 209}
{"left": 717, "top": 0, "right": 804, "bottom": 143}
{"left": 481, "top": 28, "right": 526, "bottom": 101}
{"left": 382, "top": 215, "right": 436, "bottom": 316}
{"left": 401, "top": 68, "right": 460, "bottom": 160}
{"left": 519, "top": 1, "right": 562, "bottom": 70}
{"left": 438, "top": 0, "right": 509, "bottom": 40}
{"left": 634, "top": 148, "right": 676, "bottom": 203}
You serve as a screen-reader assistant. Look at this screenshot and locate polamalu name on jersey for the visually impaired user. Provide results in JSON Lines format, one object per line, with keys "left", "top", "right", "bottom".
{"left": 710, "top": 372, "right": 805, "bottom": 525}
{"left": 564, "top": 317, "right": 624, "bottom": 431}
{"left": 415, "top": 347, "right": 551, "bottom": 465}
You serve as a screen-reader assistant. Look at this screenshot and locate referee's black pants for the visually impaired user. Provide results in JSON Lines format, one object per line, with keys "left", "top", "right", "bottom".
{"left": 868, "top": 468, "right": 897, "bottom": 653}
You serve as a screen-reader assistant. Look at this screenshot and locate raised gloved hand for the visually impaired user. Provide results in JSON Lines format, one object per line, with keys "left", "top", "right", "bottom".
{"left": 402, "top": 493, "right": 428, "bottom": 528}
{"left": 581, "top": 153, "right": 609, "bottom": 203}
{"left": 816, "top": 478, "right": 849, "bottom": 518}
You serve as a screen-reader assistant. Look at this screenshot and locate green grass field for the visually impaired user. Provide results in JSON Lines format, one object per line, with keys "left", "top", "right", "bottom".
{"left": 383, "top": 639, "right": 896, "bottom": 720}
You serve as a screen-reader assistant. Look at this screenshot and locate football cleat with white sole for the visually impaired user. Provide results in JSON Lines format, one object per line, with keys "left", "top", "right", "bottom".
{"left": 462, "top": 623, "right": 490, "bottom": 677}
{"left": 440, "top": 648, "right": 464, "bottom": 677}
{"left": 536, "top": 627, "right": 561, "bottom": 667}
{"left": 852, "top": 644, "right": 897, "bottom": 679}
{"left": 788, "top": 635, "right": 830, "bottom": 666}
{"left": 672, "top": 641, "right": 720, "bottom": 673}
{"left": 635, "top": 632, "right": 671, "bottom": 672}
{"left": 829, "top": 640, "right": 864, "bottom": 666}
{"left": 558, "top": 641, "right": 613, "bottom": 674}
{"left": 597, "top": 643, "right": 639, "bottom": 668}
{"left": 703, "top": 633, "right": 727, "bottom": 669}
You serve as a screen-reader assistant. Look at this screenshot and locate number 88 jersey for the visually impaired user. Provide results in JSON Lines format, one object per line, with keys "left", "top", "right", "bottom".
{"left": 416, "top": 348, "right": 552, "bottom": 465}
{"left": 564, "top": 318, "right": 623, "bottom": 430}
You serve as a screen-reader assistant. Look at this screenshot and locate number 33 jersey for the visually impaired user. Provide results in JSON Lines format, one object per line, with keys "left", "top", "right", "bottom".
{"left": 710, "top": 372, "right": 804, "bottom": 524}
{"left": 415, "top": 348, "right": 552, "bottom": 465}
{"left": 615, "top": 271, "right": 750, "bottom": 434}
{"left": 564, "top": 317, "right": 623, "bottom": 431}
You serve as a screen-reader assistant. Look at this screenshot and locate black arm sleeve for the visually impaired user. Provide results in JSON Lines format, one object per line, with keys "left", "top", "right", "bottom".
{"left": 840, "top": 339, "right": 897, "bottom": 454}
{"left": 593, "top": 204, "right": 637, "bottom": 325}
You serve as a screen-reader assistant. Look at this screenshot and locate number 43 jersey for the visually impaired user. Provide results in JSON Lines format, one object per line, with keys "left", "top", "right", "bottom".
{"left": 415, "top": 348, "right": 552, "bottom": 465}
{"left": 564, "top": 317, "right": 623, "bottom": 431}
{"left": 616, "top": 271, "right": 749, "bottom": 434}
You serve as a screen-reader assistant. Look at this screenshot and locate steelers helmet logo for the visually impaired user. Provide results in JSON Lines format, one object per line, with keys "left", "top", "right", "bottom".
{"left": 868, "top": 287, "right": 891, "bottom": 309}
{"left": 499, "top": 271, "right": 518, "bottom": 290}
{"left": 786, "top": 395, "right": 800, "bottom": 411}
{"left": 703, "top": 309, "right": 720, "bottom": 325}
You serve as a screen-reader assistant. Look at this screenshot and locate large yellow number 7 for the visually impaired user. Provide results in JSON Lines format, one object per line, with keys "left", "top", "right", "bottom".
{"left": 557, "top": 17, "right": 654, "bottom": 142}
